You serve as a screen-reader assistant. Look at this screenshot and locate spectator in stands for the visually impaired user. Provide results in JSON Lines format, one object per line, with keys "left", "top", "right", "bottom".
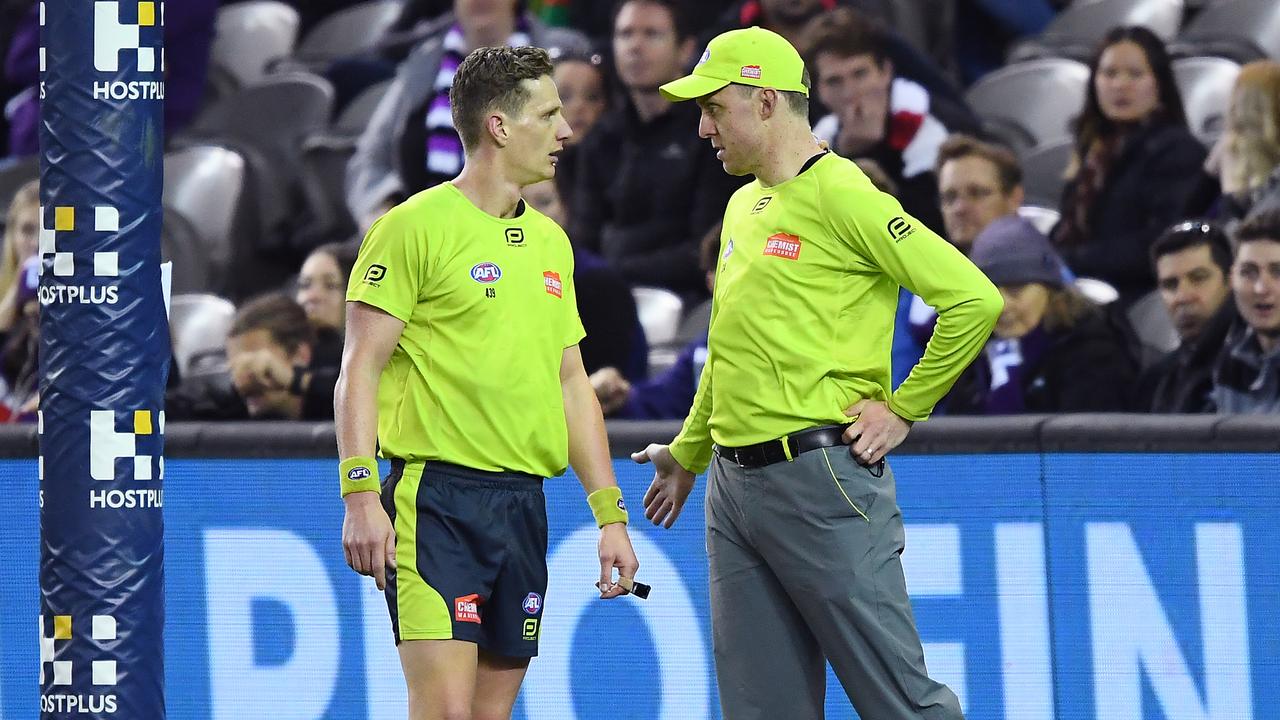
{"left": 226, "top": 293, "right": 338, "bottom": 420}
{"left": 1051, "top": 26, "right": 1205, "bottom": 304}
{"left": 802, "top": 8, "right": 953, "bottom": 233}
{"left": 569, "top": 0, "right": 742, "bottom": 300}
{"left": 4, "top": 0, "right": 216, "bottom": 156}
{"left": 1211, "top": 209, "right": 1280, "bottom": 414}
{"left": 1191, "top": 61, "right": 1280, "bottom": 224}
{"left": 590, "top": 223, "right": 721, "bottom": 419}
{"left": 0, "top": 179, "right": 38, "bottom": 417}
{"left": 1136, "top": 222, "right": 1235, "bottom": 413}
{"left": 524, "top": 176, "right": 648, "bottom": 380}
{"left": 937, "top": 135, "right": 1025, "bottom": 252}
{"left": 706, "top": 1, "right": 976, "bottom": 126}
{"left": 949, "top": 215, "right": 1136, "bottom": 413}
{"left": 345, "top": 0, "right": 588, "bottom": 230}
{"left": 295, "top": 242, "right": 358, "bottom": 368}
{"left": 549, "top": 47, "right": 609, "bottom": 205}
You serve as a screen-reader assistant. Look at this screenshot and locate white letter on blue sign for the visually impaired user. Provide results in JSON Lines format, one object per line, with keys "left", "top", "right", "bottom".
{"left": 995, "top": 522, "right": 1054, "bottom": 720}
{"left": 902, "top": 523, "right": 967, "bottom": 711}
{"left": 204, "top": 529, "right": 340, "bottom": 720}
{"left": 1087, "top": 522, "right": 1252, "bottom": 720}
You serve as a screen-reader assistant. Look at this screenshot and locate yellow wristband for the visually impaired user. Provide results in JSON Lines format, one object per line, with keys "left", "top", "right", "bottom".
{"left": 587, "top": 486, "right": 628, "bottom": 528}
{"left": 339, "top": 456, "right": 381, "bottom": 497}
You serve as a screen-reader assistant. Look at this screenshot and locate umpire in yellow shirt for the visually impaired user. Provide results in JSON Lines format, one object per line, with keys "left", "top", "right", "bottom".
{"left": 633, "top": 28, "right": 1001, "bottom": 720}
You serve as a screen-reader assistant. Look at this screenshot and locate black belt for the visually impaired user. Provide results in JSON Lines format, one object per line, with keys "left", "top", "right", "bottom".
{"left": 715, "top": 424, "right": 850, "bottom": 468}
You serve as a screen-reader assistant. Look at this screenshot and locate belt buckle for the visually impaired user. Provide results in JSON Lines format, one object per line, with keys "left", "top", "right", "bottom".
{"left": 732, "top": 448, "right": 745, "bottom": 468}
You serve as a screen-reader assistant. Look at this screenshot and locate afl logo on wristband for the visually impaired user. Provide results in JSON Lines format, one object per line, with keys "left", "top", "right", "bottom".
{"left": 522, "top": 592, "right": 543, "bottom": 615}
{"left": 617, "top": 498, "right": 627, "bottom": 511}
{"left": 471, "top": 262, "right": 502, "bottom": 283}
{"left": 347, "top": 466, "right": 372, "bottom": 481}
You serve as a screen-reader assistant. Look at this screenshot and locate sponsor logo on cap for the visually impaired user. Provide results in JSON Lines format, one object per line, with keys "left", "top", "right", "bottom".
{"left": 455, "top": 594, "right": 482, "bottom": 624}
{"left": 763, "top": 232, "right": 802, "bottom": 260}
{"left": 470, "top": 262, "right": 502, "bottom": 284}
{"left": 697, "top": 48, "right": 710, "bottom": 66}
{"left": 522, "top": 592, "right": 542, "bottom": 615}
{"left": 740, "top": 65, "right": 762, "bottom": 79}
{"left": 543, "top": 271, "right": 563, "bottom": 298}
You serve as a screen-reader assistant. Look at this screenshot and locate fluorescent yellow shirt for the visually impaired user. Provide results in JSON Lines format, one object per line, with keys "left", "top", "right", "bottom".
{"left": 669, "top": 153, "right": 1002, "bottom": 472}
{"left": 348, "top": 183, "right": 585, "bottom": 477}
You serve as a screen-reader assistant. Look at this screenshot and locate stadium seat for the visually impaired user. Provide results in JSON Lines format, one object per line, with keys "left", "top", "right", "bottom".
{"left": 1173, "top": 56, "right": 1240, "bottom": 145}
{"left": 170, "top": 294, "right": 237, "bottom": 379}
{"left": 1017, "top": 205, "right": 1062, "bottom": 235}
{"left": 189, "top": 72, "right": 334, "bottom": 176}
{"left": 209, "top": 1, "right": 300, "bottom": 88}
{"left": 1126, "top": 288, "right": 1180, "bottom": 362}
{"left": 184, "top": 72, "right": 334, "bottom": 274}
{"left": 1172, "top": 0, "right": 1280, "bottom": 63}
{"left": 163, "top": 145, "right": 246, "bottom": 287}
{"left": 292, "top": 0, "right": 403, "bottom": 66}
{"left": 1020, "top": 139, "right": 1076, "bottom": 208}
{"left": 965, "top": 59, "right": 1090, "bottom": 154}
{"left": 335, "top": 79, "right": 393, "bottom": 136}
{"left": 161, "top": 207, "right": 213, "bottom": 295}
{"left": 1009, "top": 0, "right": 1185, "bottom": 63}
{"left": 632, "top": 286, "right": 684, "bottom": 347}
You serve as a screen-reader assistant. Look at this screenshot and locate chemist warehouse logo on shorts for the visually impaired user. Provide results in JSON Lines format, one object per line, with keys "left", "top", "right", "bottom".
{"left": 40, "top": 613, "right": 122, "bottom": 715}
{"left": 455, "top": 594, "right": 483, "bottom": 624}
{"left": 37, "top": 205, "right": 124, "bottom": 307}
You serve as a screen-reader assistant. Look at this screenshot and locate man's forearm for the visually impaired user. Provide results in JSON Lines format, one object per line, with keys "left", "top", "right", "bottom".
{"left": 335, "top": 366, "right": 380, "bottom": 462}
{"left": 563, "top": 371, "right": 618, "bottom": 494}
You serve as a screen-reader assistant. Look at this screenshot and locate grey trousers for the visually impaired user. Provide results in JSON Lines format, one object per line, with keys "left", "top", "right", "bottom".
{"left": 706, "top": 446, "right": 964, "bottom": 720}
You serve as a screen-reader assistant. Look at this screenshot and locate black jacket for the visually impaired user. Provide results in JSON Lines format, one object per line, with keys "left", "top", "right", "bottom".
{"left": 1135, "top": 300, "right": 1235, "bottom": 413}
{"left": 570, "top": 99, "right": 744, "bottom": 299}
{"left": 949, "top": 309, "right": 1138, "bottom": 414}
{"left": 1055, "top": 123, "right": 1206, "bottom": 302}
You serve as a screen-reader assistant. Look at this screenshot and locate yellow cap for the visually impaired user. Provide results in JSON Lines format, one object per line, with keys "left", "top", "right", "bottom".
{"left": 660, "top": 26, "right": 809, "bottom": 102}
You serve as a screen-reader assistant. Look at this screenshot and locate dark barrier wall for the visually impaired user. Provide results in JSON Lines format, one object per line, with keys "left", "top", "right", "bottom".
{"left": 39, "top": 2, "right": 167, "bottom": 717}
{"left": 0, "top": 416, "right": 1278, "bottom": 719}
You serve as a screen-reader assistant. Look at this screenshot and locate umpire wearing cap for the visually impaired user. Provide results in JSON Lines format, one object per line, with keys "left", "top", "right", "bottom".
{"left": 631, "top": 27, "right": 1001, "bottom": 720}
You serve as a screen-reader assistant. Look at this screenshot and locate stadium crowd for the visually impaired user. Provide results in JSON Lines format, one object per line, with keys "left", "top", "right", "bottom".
{"left": 0, "top": 0, "right": 1278, "bottom": 421}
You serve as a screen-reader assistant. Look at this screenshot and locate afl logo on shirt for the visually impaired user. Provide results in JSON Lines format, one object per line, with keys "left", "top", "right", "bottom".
{"left": 471, "top": 262, "right": 502, "bottom": 283}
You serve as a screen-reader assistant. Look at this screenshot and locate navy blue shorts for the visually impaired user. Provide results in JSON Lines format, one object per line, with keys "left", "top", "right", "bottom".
{"left": 380, "top": 460, "right": 548, "bottom": 657}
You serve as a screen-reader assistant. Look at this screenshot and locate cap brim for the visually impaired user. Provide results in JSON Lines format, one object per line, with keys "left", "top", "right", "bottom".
{"left": 659, "top": 73, "right": 730, "bottom": 102}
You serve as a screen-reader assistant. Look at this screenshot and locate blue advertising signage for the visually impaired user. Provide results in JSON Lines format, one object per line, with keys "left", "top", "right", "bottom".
{"left": 1, "top": 452, "right": 1276, "bottom": 718}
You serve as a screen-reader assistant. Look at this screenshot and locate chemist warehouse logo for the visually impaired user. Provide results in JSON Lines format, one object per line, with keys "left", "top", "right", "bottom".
{"left": 40, "top": 613, "right": 121, "bottom": 714}
{"left": 38, "top": 205, "right": 123, "bottom": 306}
{"left": 85, "top": 409, "right": 165, "bottom": 510}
